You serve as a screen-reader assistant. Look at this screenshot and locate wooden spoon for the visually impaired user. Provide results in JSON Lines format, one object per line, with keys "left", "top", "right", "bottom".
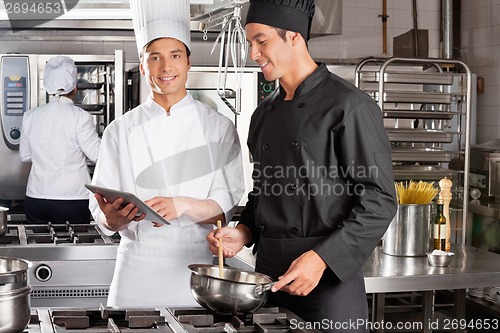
{"left": 216, "top": 220, "right": 223, "bottom": 278}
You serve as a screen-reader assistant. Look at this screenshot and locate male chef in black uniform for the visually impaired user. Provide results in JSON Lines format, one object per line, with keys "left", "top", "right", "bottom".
{"left": 207, "top": 0, "right": 397, "bottom": 331}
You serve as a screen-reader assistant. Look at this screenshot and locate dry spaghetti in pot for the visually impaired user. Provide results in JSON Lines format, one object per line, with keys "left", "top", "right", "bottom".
{"left": 395, "top": 180, "right": 439, "bottom": 205}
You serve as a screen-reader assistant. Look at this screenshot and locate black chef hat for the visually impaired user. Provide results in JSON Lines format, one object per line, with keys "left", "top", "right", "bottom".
{"left": 246, "top": 0, "right": 315, "bottom": 40}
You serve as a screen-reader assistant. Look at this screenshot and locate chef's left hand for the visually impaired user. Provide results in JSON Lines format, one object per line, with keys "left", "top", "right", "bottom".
{"left": 271, "top": 250, "right": 327, "bottom": 296}
{"left": 145, "top": 197, "right": 190, "bottom": 227}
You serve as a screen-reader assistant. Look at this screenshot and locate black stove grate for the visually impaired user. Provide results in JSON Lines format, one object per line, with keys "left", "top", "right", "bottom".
{"left": 0, "top": 226, "right": 20, "bottom": 244}
{"left": 23, "top": 222, "right": 107, "bottom": 244}
{"left": 48, "top": 306, "right": 173, "bottom": 333}
{"left": 24, "top": 307, "right": 316, "bottom": 333}
{"left": 171, "top": 307, "right": 291, "bottom": 333}
{"left": 23, "top": 311, "right": 43, "bottom": 333}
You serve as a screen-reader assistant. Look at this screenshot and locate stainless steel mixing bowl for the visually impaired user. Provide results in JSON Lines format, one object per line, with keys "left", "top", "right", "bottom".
{"left": 427, "top": 252, "right": 454, "bottom": 267}
{"left": 0, "top": 286, "right": 31, "bottom": 333}
{"left": 0, "top": 207, "right": 8, "bottom": 237}
{"left": 0, "top": 257, "right": 32, "bottom": 333}
{"left": 188, "top": 264, "right": 275, "bottom": 315}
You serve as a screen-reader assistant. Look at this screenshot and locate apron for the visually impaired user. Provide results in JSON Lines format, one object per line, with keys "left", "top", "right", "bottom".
{"left": 107, "top": 226, "right": 212, "bottom": 307}
{"left": 256, "top": 236, "right": 369, "bottom": 333}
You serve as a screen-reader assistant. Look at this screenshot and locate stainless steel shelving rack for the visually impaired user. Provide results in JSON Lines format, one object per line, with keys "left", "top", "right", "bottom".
{"left": 355, "top": 57, "right": 472, "bottom": 243}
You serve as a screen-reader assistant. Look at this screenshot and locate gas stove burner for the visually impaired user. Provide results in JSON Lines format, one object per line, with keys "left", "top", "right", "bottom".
{"left": 0, "top": 226, "right": 20, "bottom": 244}
{"left": 22, "top": 222, "right": 115, "bottom": 245}
{"left": 1, "top": 223, "right": 120, "bottom": 246}
{"left": 25, "top": 307, "right": 315, "bottom": 333}
{"left": 48, "top": 305, "right": 171, "bottom": 332}
{"left": 171, "top": 307, "right": 290, "bottom": 333}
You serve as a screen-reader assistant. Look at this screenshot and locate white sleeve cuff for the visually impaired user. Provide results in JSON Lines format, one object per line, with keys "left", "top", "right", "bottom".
{"left": 96, "top": 212, "right": 116, "bottom": 236}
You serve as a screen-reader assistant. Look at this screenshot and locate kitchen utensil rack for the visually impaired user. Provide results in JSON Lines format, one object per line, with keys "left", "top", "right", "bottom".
{"left": 355, "top": 57, "right": 472, "bottom": 244}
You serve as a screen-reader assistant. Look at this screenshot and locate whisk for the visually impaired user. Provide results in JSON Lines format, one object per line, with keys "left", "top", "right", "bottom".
{"left": 211, "top": 3, "right": 248, "bottom": 115}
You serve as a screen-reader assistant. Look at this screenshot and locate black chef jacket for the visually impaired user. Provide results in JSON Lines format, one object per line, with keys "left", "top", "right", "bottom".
{"left": 239, "top": 63, "right": 397, "bottom": 283}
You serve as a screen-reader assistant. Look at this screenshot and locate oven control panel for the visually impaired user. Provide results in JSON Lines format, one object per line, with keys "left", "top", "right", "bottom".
{"left": 258, "top": 72, "right": 276, "bottom": 103}
{"left": 0, "top": 55, "right": 30, "bottom": 150}
{"left": 470, "top": 173, "right": 487, "bottom": 189}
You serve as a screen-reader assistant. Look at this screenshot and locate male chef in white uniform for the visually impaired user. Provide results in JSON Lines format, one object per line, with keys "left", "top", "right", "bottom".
{"left": 89, "top": 0, "right": 244, "bottom": 307}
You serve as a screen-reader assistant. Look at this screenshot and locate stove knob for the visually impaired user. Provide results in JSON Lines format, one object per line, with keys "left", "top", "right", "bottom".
{"left": 35, "top": 264, "right": 52, "bottom": 282}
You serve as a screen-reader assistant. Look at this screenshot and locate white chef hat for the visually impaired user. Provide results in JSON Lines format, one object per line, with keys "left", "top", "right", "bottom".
{"left": 129, "top": 0, "right": 191, "bottom": 56}
{"left": 43, "top": 56, "right": 77, "bottom": 95}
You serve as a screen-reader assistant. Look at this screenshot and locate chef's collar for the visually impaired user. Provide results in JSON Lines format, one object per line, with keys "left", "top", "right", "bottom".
{"left": 49, "top": 95, "right": 74, "bottom": 104}
{"left": 278, "top": 63, "right": 327, "bottom": 99}
{"left": 146, "top": 92, "right": 194, "bottom": 116}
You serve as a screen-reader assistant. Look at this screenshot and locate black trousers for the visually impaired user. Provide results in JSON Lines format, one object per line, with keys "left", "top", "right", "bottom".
{"left": 256, "top": 236, "right": 370, "bottom": 333}
{"left": 269, "top": 269, "right": 369, "bottom": 333}
{"left": 25, "top": 196, "right": 91, "bottom": 224}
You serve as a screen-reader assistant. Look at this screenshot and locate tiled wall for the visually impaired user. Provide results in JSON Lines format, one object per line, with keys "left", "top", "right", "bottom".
{"left": 460, "top": 0, "right": 500, "bottom": 143}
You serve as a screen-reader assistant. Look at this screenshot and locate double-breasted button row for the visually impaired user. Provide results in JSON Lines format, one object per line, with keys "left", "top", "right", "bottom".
{"left": 259, "top": 224, "right": 299, "bottom": 234}
{"left": 262, "top": 142, "right": 298, "bottom": 151}
{"left": 266, "top": 103, "right": 304, "bottom": 111}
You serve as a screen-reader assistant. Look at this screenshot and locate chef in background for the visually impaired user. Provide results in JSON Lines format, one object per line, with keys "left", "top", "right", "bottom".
{"left": 19, "top": 56, "right": 100, "bottom": 224}
{"left": 89, "top": 0, "right": 244, "bottom": 307}
{"left": 207, "top": 0, "right": 397, "bottom": 331}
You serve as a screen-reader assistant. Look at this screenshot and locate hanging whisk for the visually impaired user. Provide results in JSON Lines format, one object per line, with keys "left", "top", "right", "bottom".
{"left": 210, "top": 3, "right": 248, "bottom": 115}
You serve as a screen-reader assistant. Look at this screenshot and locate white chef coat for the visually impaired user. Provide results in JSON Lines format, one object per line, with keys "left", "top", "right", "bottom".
{"left": 89, "top": 93, "right": 244, "bottom": 307}
{"left": 19, "top": 96, "right": 100, "bottom": 199}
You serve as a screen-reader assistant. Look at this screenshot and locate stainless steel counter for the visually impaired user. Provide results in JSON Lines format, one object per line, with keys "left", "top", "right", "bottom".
{"left": 365, "top": 244, "right": 500, "bottom": 332}
{"left": 363, "top": 244, "right": 500, "bottom": 293}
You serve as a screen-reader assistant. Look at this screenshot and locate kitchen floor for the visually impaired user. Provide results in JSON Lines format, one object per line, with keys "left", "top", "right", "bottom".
{"left": 369, "top": 291, "right": 500, "bottom": 332}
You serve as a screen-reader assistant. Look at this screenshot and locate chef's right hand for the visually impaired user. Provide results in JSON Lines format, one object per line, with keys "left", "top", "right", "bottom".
{"left": 94, "top": 193, "right": 145, "bottom": 231}
{"left": 206, "top": 226, "right": 245, "bottom": 258}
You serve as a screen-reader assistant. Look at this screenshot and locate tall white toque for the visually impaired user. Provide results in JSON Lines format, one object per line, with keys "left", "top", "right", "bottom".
{"left": 129, "top": 0, "right": 191, "bottom": 56}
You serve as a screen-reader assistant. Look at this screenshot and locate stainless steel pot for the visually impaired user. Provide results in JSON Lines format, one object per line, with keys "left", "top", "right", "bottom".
{"left": 0, "top": 207, "right": 8, "bottom": 237}
{"left": 0, "top": 257, "right": 31, "bottom": 292}
{"left": 188, "top": 264, "right": 275, "bottom": 315}
{"left": 0, "top": 286, "right": 31, "bottom": 333}
{"left": 0, "top": 257, "right": 32, "bottom": 333}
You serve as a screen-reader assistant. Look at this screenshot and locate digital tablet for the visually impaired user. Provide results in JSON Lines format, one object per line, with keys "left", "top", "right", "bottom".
{"left": 85, "top": 184, "right": 170, "bottom": 225}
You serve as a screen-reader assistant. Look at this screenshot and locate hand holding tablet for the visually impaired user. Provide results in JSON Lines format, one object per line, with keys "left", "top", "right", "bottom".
{"left": 85, "top": 184, "right": 170, "bottom": 225}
